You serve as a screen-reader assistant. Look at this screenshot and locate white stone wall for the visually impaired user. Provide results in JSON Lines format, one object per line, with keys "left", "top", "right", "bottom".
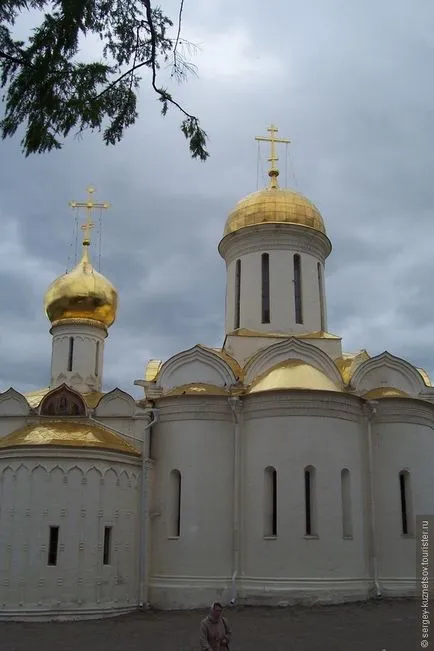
{"left": 240, "top": 393, "right": 370, "bottom": 603}
{"left": 372, "top": 402, "right": 434, "bottom": 596}
{"left": 50, "top": 323, "right": 106, "bottom": 393}
{"left": 148, "top": 397, "right": 234, "bottom": 609}
{"left": 0, "top": 450, "right": 140, "bottom": 619}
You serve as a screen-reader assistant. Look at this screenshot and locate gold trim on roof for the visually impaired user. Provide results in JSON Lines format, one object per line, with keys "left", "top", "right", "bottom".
{"left": 145, "top": 359, "right": 163, "bottom": 382}
{"left": 335, "top": 350, "right": 370, "bottom": 386}
{"left": 363, "top": 387, "right": 409, "bottom": 399}
{"left": 248, "top": 360, "right": 342, "bottom": 394}
{"left": 227, "top": 328, "right": 340, "bottom": 340}
{"left": 25, "top": 388, "right": 104, "bottom": 409}
{"left": 164, "top": 383, "right": 230, "bottom": 397}
{"left": 0, "top": 420, "right": 140, "bottom": 455}
{"left": 417, "top": 368, "right": 432, "bottom": 387}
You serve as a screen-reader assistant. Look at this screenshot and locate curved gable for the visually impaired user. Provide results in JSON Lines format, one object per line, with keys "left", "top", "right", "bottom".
{"left": 39, "top": 384, "right": 86, "bottom": 417}
{"left": 158, "top": 345, "right": 237, "bottom": 392}
{"left": 244, "top": 338, "right": 343, "bottom": 387}
{"left": 0, "top": 389, "right": 30, "bottom": 416}
{"left": 350, "top": 351, "right": 425, "bottom": 396}
{"left": 94, "top": 388, "right": 135, "bottom": 417}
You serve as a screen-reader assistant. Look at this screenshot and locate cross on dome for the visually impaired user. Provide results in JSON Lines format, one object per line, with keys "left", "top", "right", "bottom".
{"left": 69, "top": 185, "right": 110, "bottom": 247}
{"left": 255, "top": 125, "right": 290, "bottom": 189}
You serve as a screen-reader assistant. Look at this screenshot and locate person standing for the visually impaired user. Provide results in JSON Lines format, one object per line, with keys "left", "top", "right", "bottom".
{"left": 200, "top": 601, "right": 232, "bottom": 650}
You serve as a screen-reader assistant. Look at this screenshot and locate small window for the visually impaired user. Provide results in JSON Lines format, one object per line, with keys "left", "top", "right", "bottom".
{"left": 341, "top": 469, "right": 353, "bottom": 538}
{"left": 294, "top": 254, "right": 303, "bottom": 324}
{"left": 304, "top": 466, "right": 317, "bottom": 536}
{"left": 67, "top": 337, "right": 74, "bottom": 372}
{"left": 94, "top": 341, "right": 100, "bottom": 377}
{"left": 103, "top": 526, "right": 112, "bottom": 565}
{"left": 399, "top": 470, "right": 412, "bottom": 535}
{"left": 48, "top": 526, "right": 59, "bottom": 566}
{"left": 234, "top": 259, "right": 241, "bottom": 329}
{"left": 169, "top": 469, "right": 181, "bottom": 537}
{"left": 264, "top": 466, "right": 277, "bottom": 537}
{"left": 261, "top": 253, "right": 270, "bottom": 323}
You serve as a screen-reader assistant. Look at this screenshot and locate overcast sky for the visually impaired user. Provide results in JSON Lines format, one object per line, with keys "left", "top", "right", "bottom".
{"left": 1, "top": 0, "right": 434, "bottom": 397}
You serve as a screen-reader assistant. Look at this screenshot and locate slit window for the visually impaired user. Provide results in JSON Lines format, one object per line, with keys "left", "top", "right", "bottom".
{"left": 48, "top": 526, "right": 59, "bottom": 566}
{"left": 304, "top": 466, "right": 316, "bottom": 536}
{"left": 94, "top": 341, "right": 100, "bottom": 377}
{"left": 103, "top": 526, "right": 112, "bottom": 565}
{"left": 261, "top": 253, "right": 270, "bottom": 323}
{"left": 341, "top": 469, "right": 353, "bottom": 538}
{"left": 399, "top": 470, "right": 412, "bottom": 535}
{"left": 294, "top": 254, "right": 303, "bottom": 324}
{"left": 318, "top": 262, "right": 325, "bottom": 331}
{"left": 169, "top": 469, "right": 181, "bottom": 537}
{"left": 264, "top": 466, "right": 277, "bottom": 537}
{"left": 67, "top": 337, "right": 74, "bottom": 372}
{"left": 234, "top": 259, "right": 241, "bottom": 329}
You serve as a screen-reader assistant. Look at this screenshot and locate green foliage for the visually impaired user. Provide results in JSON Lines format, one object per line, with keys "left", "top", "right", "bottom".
{"left": 0, "top": 0, "right": 208, "bottom": 159}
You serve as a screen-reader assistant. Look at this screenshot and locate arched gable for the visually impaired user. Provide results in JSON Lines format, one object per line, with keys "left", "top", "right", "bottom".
{"left": 39, "top": 384, "right": 86, "bottom": 417}
{"left": 244, "top": 337, "right": 343, "bottom": 387}
{"left": 158, "top": 345, "right": 237, "bottom": 392}
{"left": 0, "top": 388, "right": 31, "bottom": 416}
{"left": 350, "top": 351, "right": 425, "bottom": 396}
{"left": 94, "top": 388, "right": 136, "bottom": 417}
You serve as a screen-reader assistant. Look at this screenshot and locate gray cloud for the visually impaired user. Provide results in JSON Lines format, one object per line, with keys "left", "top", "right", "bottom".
{"left": 1, "top": 0, "right": 434, "bottom": 397}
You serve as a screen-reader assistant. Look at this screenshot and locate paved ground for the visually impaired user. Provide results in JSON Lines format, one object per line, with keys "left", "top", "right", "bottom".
{"left": 0, "top": 599, "right": 423, "bottom": 651}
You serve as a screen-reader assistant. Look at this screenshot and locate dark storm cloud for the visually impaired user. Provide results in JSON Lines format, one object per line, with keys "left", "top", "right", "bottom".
{"left": 2, "top": 0, "right": 434, "bottom": 393}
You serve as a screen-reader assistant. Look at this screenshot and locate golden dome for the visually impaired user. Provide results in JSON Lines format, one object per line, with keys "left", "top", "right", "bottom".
{"left": 248, "top": 360, "right": 341, "bottom": 394}
{"left": 44, "top": 247, "right": 118, "bottom": 328}
{"left": 223, "top": 187, "right": 326, "bottom": 237}
{"left": 0, "top": 420, "right": 140, "bottom": 455}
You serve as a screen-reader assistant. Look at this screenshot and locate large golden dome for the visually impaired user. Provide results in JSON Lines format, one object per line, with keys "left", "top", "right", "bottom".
{"left": 223, "top": 187, "right": 326, "bottom": 237}
{"left": 44, "top": 247, "right": 118, "bottom": 328}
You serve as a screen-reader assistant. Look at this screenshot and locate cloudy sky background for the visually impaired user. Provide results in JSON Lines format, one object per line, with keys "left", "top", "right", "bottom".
{"left": 1, "top": 0, "right": 434, "bottom": 396}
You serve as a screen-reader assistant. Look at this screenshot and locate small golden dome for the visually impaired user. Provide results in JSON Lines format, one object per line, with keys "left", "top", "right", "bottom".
{"left": 363, "top": 387, "right": 409, "bottom": 399}
{"left": 248, "top": 360, "right": 341, "bottom": 394}
{"left": 223, "top": 187, "right": 326, "bottom": 237}
{"left": 44, "top": 247, "right": 118, "bottom": 328}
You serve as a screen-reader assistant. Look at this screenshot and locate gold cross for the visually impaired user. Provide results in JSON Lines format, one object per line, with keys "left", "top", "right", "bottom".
{"left": 69, "top": 186, "right": 110, "bottom": 246}
{"left": 255, "top": 125, "right": 290, "bottom": 188}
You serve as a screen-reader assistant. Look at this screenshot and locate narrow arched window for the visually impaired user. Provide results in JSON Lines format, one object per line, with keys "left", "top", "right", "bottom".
{"left": 67, "top": 337, "right": 74, "bottom": 372}
{"left": 294, "top": 254, "right": 303, "bottom": 324}
{"left": 399, "top": 470, "right": 412, "bottom": 535}
{"left": 169, "top": 469, "right": 181, "bottom": 537}
{"left": 341, "top": 469, "right": 353, "bottom": 538}
{"left": 264, "top": 466, "right": 277, "bottom": 537}
{"left": 304, "top": 465, "right": 317, "bottom": 536}
{"left": 234, "top": 259, "right": 241, "bottom": 329}
{"left": 261, "top": 253, "right": 270, "bottom": 323}
{"left": 94, "top": 341, "right": 100, "bottom": 377}
{"left": 317, "top": 262, "right": 325, "bottom": 331}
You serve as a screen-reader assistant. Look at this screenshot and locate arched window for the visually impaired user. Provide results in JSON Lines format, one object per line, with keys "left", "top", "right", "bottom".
{"left": 261, "top": 253, "right": 270, "bottom": 323}
{"left": 341, "top": 469, "right": 353, "bottom": 538}
{"left": 40, "top": 386, "right": 86, "bottom": 417}
{"left": 304, "top": 465, "right": 317, "bottom": 536}
{"left": 264, "top": 466, "right": 277, "bottom": 537}
{"left": 169, "top": 469, "right": 181, "bottom": 537}
{"left": 294, "top": 254, "right": 303, "bottom": 324}
{"left": 67, "top": 337, "right": 74, "bottom": 372}
{"left": 399, "top": 470, "right": 412, "bottom": 535}
{"left": 317, "top": 262, "right": 325, "bottom": 331}
{"left": 234, "top": 259, "right": 241, "bottom": 329}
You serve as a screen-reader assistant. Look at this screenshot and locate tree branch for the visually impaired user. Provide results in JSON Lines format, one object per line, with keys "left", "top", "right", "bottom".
{"left": 94, "top": 56, "right": 152, "bottom": 100}
{"left": 173, "top": 0, "right": 185, "bottom": 71}
{"left": 0, "top": 50, "right": 29, "bottom": 67}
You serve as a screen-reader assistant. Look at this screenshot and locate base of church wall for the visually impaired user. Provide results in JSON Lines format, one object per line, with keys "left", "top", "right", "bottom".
{"left": 149, "top": 575, "right": 378, "bottom": 610}
{"left": 0, "top": 603, "right": 138, "bottom": 622}
{"left": 379, "top": 577, "right": 417, "bottom": 598}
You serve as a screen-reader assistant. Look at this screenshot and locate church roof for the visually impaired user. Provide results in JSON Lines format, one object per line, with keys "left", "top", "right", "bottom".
{"left": 248, "top": 360, "right": 342, "bottom": 394}
{"left": 24, "top": 388, "right": 104, "bottom": 409}
{"left": 0, "top": 420, "right": 140, "bottom": 456}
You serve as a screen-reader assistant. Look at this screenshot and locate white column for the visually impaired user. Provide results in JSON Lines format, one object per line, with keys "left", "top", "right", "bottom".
{"left": 50, "top": 321, "right": 107, "bottom": 393}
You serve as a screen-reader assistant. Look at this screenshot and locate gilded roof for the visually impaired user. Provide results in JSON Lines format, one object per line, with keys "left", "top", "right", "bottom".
{"left": 0, "top": 420, "right": 140, "bottom": 455}
{"left": 335, "top": 350, "right": 370, "bottom": 386}
{"left": 363, "top": 387, "right": 409, "bottom": 399}
{"left": 164, "top": 383, "right": 230, "bottom": 397}
{"left": 25, "top": 388, "right": 104, "bottom": 409}
{"left": 223, "top": 188, "right": 326, "bottom": 237}
{"left": 248, "top": 360, "right": 342, "bottom": 394}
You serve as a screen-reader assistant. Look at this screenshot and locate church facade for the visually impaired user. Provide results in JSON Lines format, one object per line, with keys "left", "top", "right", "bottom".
{"left": 0, "top": 130, "right": 432, "bottom": 619}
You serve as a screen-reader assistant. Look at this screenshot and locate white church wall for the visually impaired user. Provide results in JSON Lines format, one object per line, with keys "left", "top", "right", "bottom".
{"left": 0, "top": 450, "right": 140, "bottom": 620}
{"left": 148, "top": 397, "right": 234, "bottom": 609}
{"left": 373, "top": 403, "right": 434, "bottom": 596}
{"left": 241, "top": 393, "right": 370, "bottom": 603}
